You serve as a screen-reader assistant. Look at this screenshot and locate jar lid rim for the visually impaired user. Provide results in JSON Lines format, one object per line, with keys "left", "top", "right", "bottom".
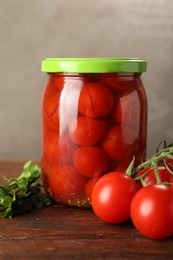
{"left": 41, "top": 58, "right": 147, "bottom": 73}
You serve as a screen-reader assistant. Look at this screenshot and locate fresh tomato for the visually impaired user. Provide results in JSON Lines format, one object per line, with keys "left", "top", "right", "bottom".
{"left": 136, "top": 166, "right": 173, "bottom": 187}
{"left": 99, "top": 73, "right": 133, "bottom": 92}
{"left": 130, "top": 184, "right": 173, "bottom": 239}
{"left": 69, "top": 116, "right": 107, "bottom": 146}
{"left": 166, "top": 157, "right": 173, "bottom": 165}
{"left": 78, "top": 82, "right": 114, "bottom": 118}
{"left": 85, "top": 178, "right": 99, "bottom": 198}
{"left": 48, "top": 165, "right": 86, "bottom": 203}
{"left": 73, "top": 146, "right": 108, "bottom": 178}
{"left": 91, "top": 171, "right": 139, "bottom": 224}
{"left": 160, "top": 158, "right": 173, "bottom": 170}
{"left": 102, "top": 125, "right": 137, "bottom": 161}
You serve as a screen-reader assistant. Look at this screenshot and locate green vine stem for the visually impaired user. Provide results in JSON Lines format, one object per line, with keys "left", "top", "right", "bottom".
{"left": 133, "top": 147, "right": 173, "bottom": 185}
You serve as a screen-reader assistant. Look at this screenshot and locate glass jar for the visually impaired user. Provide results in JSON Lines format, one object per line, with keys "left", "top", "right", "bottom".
{"left": 41, "top": 58, "right": 147, "bottom": 208}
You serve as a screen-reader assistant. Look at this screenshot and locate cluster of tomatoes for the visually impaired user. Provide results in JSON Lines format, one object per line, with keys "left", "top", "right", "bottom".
{"left": 41, "top": 73, "right": 146, "bottom": 207}
{"left": 91, "top": 148, "right": 173, "bottom": 239}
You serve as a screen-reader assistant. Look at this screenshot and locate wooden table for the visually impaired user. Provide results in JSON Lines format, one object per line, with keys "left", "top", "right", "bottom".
{"left": 0, "top": 161, "right": 173, "bottom": 260}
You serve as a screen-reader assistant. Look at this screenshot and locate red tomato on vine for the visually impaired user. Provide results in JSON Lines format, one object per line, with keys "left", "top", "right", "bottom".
{"left": 91, "top": 171, "right": 139, "bottom": 224}
{"left": 130, "top": 184, "right": 173, "bottom": 239}
{"left": 136, "top": 166, "right": 173, "bottom": 188}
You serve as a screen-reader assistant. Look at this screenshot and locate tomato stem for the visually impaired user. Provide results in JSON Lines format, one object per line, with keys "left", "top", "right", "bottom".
{"left": 133, "top": 147, "right": 173, "bottom": 185}
{"left": 164, "top": 159, "right": 173, "bottom": 175}
{"left": 125, "top": 157, "right": 135, "bottom": 176}
{"left": 152, "top": 161, "right": 162, "bottom": 184}
{"left": 153, "top": 147, "right": 173, "bottom": 160}
{"left": 134, "top": 168, "right": 151, "bottom": 182}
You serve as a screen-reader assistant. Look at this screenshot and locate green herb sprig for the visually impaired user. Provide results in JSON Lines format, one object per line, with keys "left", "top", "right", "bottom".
{"left": 0, "top": 161, "right": 51, "bottom": 218}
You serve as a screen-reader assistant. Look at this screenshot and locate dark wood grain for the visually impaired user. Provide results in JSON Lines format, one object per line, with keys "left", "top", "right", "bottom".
{"left": 0, "top": 161, "right": 173, "bottom": 260}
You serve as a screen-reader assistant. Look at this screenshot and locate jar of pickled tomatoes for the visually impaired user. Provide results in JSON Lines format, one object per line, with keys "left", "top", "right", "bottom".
{"left": 41, "top": 58, "right": 147, "bottom": 208}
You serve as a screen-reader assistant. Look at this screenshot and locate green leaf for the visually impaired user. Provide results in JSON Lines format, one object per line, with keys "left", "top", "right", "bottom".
{"left": 0, "top": 161, "right": 51, "bottom": 218}
{"left": 0, "top": 185, "right": 15, "bottom": 218}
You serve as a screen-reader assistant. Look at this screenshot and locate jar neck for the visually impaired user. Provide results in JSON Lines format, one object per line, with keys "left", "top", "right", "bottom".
{"left": 48, "top": 72, "right": 142, "bottom": 79}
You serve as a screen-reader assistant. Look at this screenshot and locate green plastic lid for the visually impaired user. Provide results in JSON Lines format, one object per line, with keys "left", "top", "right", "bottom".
{"left": 41, "top": 58, "right": 147, "bottom": 73}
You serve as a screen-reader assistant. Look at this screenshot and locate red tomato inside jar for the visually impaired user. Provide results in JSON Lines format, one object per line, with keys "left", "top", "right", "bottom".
{"left": 41, "top": 58, "right": 147, "bottom": 207}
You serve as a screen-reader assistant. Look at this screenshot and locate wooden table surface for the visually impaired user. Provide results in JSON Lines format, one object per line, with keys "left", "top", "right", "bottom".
{"left": 0, "top": 161, "right": 173, "bottom": 260}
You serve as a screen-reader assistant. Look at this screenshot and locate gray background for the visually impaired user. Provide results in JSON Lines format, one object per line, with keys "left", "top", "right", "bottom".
{"left": 0, "top": 0, "right": 172, "bottom": 160}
